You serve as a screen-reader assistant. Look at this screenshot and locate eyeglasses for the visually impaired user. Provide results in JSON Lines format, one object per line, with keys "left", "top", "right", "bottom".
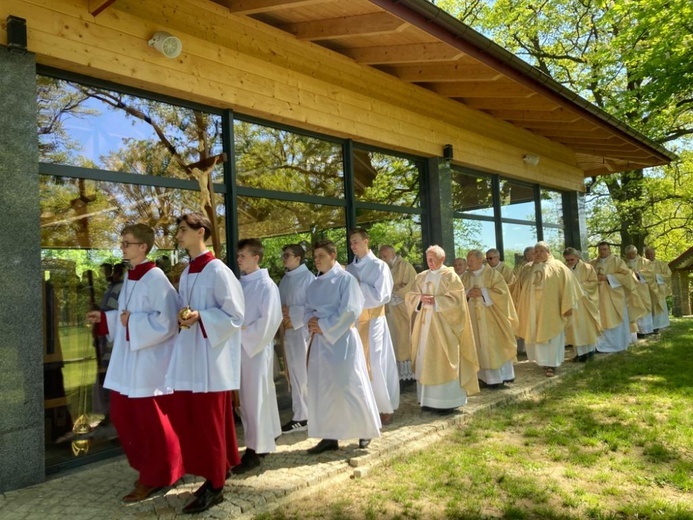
{"left": 486, "top": 257, "right": 497, "bottom": 261}
{"left": 282, "top": 253, "right": 295, "bottom": 259}
{"left": 120, "top": 241, "right": 144, "bottom": 248}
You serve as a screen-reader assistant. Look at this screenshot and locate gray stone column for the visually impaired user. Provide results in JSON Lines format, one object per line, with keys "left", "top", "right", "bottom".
{"left": 0, "top": 47, "right": 43, "bottom": 492}
{"left": 425, "top": 157, "right": 455, "bottom": 263}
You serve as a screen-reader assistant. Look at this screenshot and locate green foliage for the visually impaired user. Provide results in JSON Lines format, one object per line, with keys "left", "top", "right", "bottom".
{"left": 440, "top": 0, "right": 693, "bottom": 259}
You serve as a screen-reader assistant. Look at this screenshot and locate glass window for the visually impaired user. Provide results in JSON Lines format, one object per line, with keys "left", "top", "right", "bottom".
{"left": 40, "top": 176, "right": 224, "bottom": 468}
{"left": 543, "top": 227, "right": 566, "bottom": 255}
{"left": 500, "top": 180, "right": 536, "bottom": 222}
{"left": 453, "top": 219, "right": 497, "bottom": 259}
{"left": 353, "top": 149, "right": 421, "bottom": 207}
{"left": 38, "top": 76, "right": 224, "bottom": 182}
{"left": 237, "top": 196, "right": 347, "bottom": 278}
{"left": 451, "top": 170, "right": 494, "bottom": 217}
{"left": 355, "top": 210, "right": 424, "bottom": 269}
{"left": 502, "top": 222, "right": 538, "bottom": 268}
{"left": 540, "top": 189, "right": 564, "bottom": 227}
{"left": 234, "top": 121, "right": 344, "bottom": 199}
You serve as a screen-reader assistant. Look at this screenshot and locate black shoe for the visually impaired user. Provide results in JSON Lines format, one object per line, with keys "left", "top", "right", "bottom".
{"left": 182, "top": 485, "right": 223, "bottom": 514}
{"left": 358, "top": 439, "right": 371, "bottom": 449}
{"left": 281, "top": 419, "right": 308, "bottom": 433}
{"left": 485, "top": 382, "right": 505, "bottom": 389}
{"left": 478, "top": 379, "right": 489, "bottom": 389}
{"left": 306, "top": 439, "right": 339, "bottom": 454}
{"left": 193, "top": 480, "right": 212, "bottom": 496}
{"left": 504, "top": 378, "right": 515, "bottom": 384}
{"left": 233, "top": 450, "right": 262, "bottom": 474}
{"left": 434, "top": 408, "right": 456, "bottom": 416}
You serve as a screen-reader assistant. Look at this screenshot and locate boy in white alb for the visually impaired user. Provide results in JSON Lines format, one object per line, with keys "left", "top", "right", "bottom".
{"left": 278, "top": 244, "right": 315, "bottom": 433}
{"left": 165, "top": 212, "right": 245, "bottom": 515}
{"left": 234, "top": 238, "right": 283, "bottom": 473}
{"left": 86, "top": 224, "right": 182, "bottom": 503}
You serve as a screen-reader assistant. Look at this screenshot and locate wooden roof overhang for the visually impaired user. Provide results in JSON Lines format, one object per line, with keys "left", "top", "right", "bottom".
{"left": 669, "top": 247, "right": 693, "bottom": 272}
{"left": 206, "top": 0, "right": 675, "bottom": 178}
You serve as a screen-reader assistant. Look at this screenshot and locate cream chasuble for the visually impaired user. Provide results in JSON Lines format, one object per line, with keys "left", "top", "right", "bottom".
{"left": 461, "top": 265, "right": 518, "bottom": 376}
{"left": 565, "top": 260, "right": 602, "bottom": 352}
{"left": 649, "top": 259, "right": 672, "bottom": 329}
{"left": 385, "top": 255, "right": 417, "bottom": 372}
{"left": 406, "top": 266, "right": 479, "bottom": 398}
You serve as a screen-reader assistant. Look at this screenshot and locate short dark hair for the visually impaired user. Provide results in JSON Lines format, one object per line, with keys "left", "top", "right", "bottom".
{"left": 597, "top": 241, "right": 610, "bottom": 248}
{"left": 282, "top": 243, "right": 305, "bottom": 262}
{"left": 177, "top": 212, "right": 212, "bottom": 241}
{"left": 349, "top": 227, "right": 369, "bottom": 241}
{"left": 121, "top": 223, "right": 155, "bottom": 253}
{"left": 238, "top": 238, "right": 264, "bottom": 262}
{"left": 313, "top": 239, "right": 337, "bottom": 256}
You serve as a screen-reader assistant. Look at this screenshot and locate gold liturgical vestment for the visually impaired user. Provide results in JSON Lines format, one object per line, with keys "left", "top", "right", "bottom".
{"left": 590, "top": 255, "right": 643, "bottom": 330}
{"left": 493, "top": 262, "right": 516, "bottom": 287}
{"left": 406, "top": 267, "right": 479, "bottom": 395}
{"left": 649, "top": 259, "right": 672, "bottom": 315}
{"left": 515, "top": 256, "right": 583, "bottom": 345}
{"left": 565, "top": 260, "right": 602, "bottom": 347}
{"left": 625, "top": 255, "right": 655, "bottom": 313}
{"left": 385, "top": 256, "right": 417, "bottom": 362}
{"left": 461, "top": 266, "right": 518, "bottom": 371}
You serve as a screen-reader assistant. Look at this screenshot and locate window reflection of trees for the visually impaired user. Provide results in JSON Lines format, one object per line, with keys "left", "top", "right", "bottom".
{"left": 234, "top": 121, "right": 344, "bottom": 198}
{"left": 355, "top": 210, "right": 423, "bottom": 268}
{"left": 38, "top": 77, "right": 224, "bottom": 182}
{"left": 451, "top": 171, "right": 494, "bottom": 216}
{"left": 354, "top": 150, "right": 420, "bottom": 207}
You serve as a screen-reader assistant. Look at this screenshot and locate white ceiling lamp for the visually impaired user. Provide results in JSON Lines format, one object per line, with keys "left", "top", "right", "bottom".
{"left": 148, "top": 31, "right": 183, "bottom": 58}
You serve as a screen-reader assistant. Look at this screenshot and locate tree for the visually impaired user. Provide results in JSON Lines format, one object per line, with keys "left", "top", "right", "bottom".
{"left": 439, "top": 0, "right": 693, "bottom": 259}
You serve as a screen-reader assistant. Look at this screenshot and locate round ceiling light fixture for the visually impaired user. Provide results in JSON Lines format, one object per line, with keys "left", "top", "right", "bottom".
{"left": 148, "top": 31, "right": 182, "bottom": 59}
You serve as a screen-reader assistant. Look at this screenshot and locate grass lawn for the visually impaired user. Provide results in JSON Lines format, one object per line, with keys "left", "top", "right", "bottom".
{"left": 257, "top": 318, "right": 693, "bottom": 520}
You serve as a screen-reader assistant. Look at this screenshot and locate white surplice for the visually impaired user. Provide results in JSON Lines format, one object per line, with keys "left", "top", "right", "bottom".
{"left": 165, "top": 258, "right": 245, "bottom": 392}
{"left": 240, "top": 268, "right": 283, "bottom": 453}
{"left": 304, "top": 264, "right": 381, "bottom": 441}
{"left": 278, "top": 263, "right": 316, "bottom": 422}
{"left": 346, "top": 251, "right": 400, "bottom": 414}
{"left": 103, "top": 266, "right": 179, "bottom": 398}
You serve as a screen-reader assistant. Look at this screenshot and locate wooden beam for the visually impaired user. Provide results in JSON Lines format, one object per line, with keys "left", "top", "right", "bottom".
{"left": 513, "top": 120, "right": 598, "bottom": 131}
{"left": 280, "top": 12, "right": 408, "bottom": 41}
{"left": 379, "top": 63, "right": 502, "bottom": 82}
{"left": 342, "top": 43, "right": 466, "bottom": 64}
{"left": 89, "top": 0, "right": 116, "bottom": 16}
{"left": 487, "top": 108, "right": 580, "bottom": 122}
{"left": 427, "top": 81, "right": 534, "bottom": 98}
{"left": 465, "top": 98, "right": 560, "bottom": 111}
{"left": 215, "top": 0, "right": 336, "bottom": 15}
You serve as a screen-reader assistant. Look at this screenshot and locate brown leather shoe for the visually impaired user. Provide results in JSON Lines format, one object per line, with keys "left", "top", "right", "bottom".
{"left": 380, "top": 413, "right": 394, "bottom": 426}
{"left": 122, "top": 481, "right": 163, "bottom": 503}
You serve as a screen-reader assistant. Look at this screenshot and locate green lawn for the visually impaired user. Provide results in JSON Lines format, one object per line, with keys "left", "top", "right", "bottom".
{"left": 258, "top": 318, "right": 693, "bottom": 520}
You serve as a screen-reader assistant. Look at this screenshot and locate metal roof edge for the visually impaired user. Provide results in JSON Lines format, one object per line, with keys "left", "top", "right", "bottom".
{"left": 371, "top": 0, "right": 678, "bottom": 164}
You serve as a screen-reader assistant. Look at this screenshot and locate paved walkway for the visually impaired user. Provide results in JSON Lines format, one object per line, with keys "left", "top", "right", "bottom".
{"left": 0, "top": 350, "right": 615, "bottom": 520}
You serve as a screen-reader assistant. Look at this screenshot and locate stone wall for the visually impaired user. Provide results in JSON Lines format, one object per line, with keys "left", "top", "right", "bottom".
{"left": 0, "top": 47, "right": 44, "bottom": 492}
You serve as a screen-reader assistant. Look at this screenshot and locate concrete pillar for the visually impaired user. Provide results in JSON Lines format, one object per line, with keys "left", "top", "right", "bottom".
{"left": 425, "top": 157, "right": 455, "bottom": 263}
{"left": 0, "top": 47, "right": 44, "bottom": 492}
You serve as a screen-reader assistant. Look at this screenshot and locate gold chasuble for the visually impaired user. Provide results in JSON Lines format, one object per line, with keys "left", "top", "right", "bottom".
{"left": 590, "top": 255, "right": 643, "bottom": 330}
{"left": 625, "top": 255, "right": 656, "bottom": 313}
{"left": 461, "top": 266, "right": 518, "bottom": 371}
{"left": 385, "top": 256, "right": 417, "bottom": 362}
{"left": 494, "top": 262, "right": 516, "bottom": 287}
{"left": 515, "top": 256, "right": 583, "bottom": 344}
{"left": 406, "top": 267, "right": 480, "bottom": 395}
{"left": 649, "top": 259, "right": 672, "bottom": 315}
{"left": 566, "top": 260, "right": 602, "bottom": 347}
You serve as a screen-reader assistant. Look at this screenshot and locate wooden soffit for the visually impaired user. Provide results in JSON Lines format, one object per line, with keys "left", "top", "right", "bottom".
{"left": 210, "top": 0, "right": 674, "bottom": 177}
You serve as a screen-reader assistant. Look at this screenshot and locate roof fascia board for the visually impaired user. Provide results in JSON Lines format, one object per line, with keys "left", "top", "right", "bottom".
{"left": 369, "top": 0, "right": 677, "bottom": 164}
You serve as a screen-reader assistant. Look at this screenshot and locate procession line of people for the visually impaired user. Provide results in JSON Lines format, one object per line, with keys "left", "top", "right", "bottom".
{"left": 87, "top": 218, "right": 670, "bottom": 514}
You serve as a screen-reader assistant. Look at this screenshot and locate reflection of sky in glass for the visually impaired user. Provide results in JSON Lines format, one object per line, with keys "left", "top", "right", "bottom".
{"left": 60, "top": 97, "right": 153, "bottom": 163}
{"left": 453, "top": 219, "right": 497, "bottom": 257}
{"left": 501, "top": 200, "right": 536, "bottom": 221}
{"left": 541, "top": 190, "right": 564, "bottom": 226}
{"left": 502, "top": 222, "right": 537, "bottom": 255}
